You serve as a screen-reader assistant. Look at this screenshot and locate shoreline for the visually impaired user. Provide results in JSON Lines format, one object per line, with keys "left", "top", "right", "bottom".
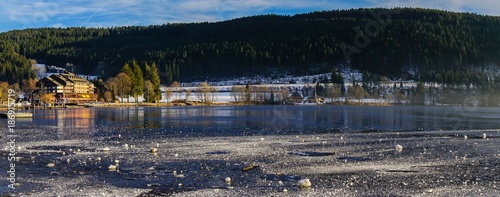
{"left": 0, "top": 101, "right": 406, "bottom": 111}
{"left": 3, "top": 99, "right": 499, "bottom": 111}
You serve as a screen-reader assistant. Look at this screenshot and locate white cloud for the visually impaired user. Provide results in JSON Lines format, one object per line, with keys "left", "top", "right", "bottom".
{"left": 50, "top": 23, "right": 64, "bottom": 28}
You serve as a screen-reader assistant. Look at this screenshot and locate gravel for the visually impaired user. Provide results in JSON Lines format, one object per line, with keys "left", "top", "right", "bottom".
{"left": 1, "top": 128, "right": 499, "bottom": 196}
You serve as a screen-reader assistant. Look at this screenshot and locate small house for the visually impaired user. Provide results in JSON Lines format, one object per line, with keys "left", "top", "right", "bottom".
{"left": 286, "top": 92, "right": 303, "bottom": 104}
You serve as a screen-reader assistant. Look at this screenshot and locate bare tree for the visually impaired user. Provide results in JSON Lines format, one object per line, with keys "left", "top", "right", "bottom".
{"left": 144, "top": 80, "right": 155, "bottom": 103}
{"left": 0, "top": 82, "right": 9, "bottom": 103}
{"left": 113, "top": 72, "right": 132, "bottom": 102}
{"left": 171, "top": 81, "right": 181, "bottom": 101}
{"left": 185, "top": 89, "right": 192, "bottom": 101}
{"left": 254, "top": 86, "right": 270, "bottom": 103}
{"left": 244, "top": 85, "right": 254, "bottom": 104}
{"left": 231, "top": 85, "right": 245, "bottom": 102}
{"left": 278, "top": 88, "right": 289, "bottom": 103}
{"left": 209, "top": 85, "right": 217, "bottom": 103}
{"left": 197, "top": 82, "right": 214, "bottom": 103}
{"left": 171, "top": 81, "right": 180, "bottom": 88}
{"left": 104, "top": 91, "right": 113, "bottom": 102}
{"left": 10, "top": 83, "right": 21, "bottom": 94}
{"left": 105, "top": 78, "right": 118, "bottom": 99}
{"left": 165, "top": 88, "right": 173, "bottom": 103}
{"left": 22, "top": 78, "right": 38, "bottom": 94}
{"left": 325, "top": 83, "right": 342, "bottom": 103}
{"left": 347, "top": 85, "right": 367, "bottom": 103}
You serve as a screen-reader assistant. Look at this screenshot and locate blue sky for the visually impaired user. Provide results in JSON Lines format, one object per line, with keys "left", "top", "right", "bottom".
{"left": 1, "top": 0, "right": 499, "bottom": 32}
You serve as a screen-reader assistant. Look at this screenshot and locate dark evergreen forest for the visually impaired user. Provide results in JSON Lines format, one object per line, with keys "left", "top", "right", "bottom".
{"left": 1, "top": 8, "right": 499, "bottom": 85}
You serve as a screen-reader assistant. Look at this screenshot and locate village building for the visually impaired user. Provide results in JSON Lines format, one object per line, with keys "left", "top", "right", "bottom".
{"left": 305, "top": 96, "right": 325, "bottom": 104}
{"left": 286, "top": 92, "right": 304, "bottom": 104}
{"left": 35, "top": 73, "right": 96, "bottom": 104}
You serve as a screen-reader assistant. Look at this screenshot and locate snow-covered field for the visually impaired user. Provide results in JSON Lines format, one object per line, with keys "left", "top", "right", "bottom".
{"left": 117, "top": 67, "right": 497, "bottom": 105}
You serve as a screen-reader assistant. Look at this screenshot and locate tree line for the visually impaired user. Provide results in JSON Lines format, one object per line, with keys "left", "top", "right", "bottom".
{"left": 100, "top": 60, "right": 161, "bottom": 103}
{"left": 0, "top": 41, "right": 35, "bottom": 85}
{"left": 0, "top": 8, "right": 499, "bottom": 86}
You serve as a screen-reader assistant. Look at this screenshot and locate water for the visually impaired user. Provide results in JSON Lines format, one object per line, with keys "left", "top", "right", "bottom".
{"left": 2, "top": 105, "right": 500, "bottom": 196}
{"left": 8, "top": 105, "right": 500, "bottom": 135}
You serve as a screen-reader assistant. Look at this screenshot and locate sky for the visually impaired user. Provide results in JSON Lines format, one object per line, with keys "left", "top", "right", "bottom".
{"left": 1, "top": 0, "right": 499, "bottom": 32}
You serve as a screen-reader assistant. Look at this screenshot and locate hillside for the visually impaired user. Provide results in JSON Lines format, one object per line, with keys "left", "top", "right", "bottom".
{"left": 1, "top": 8, "right": 500, "bottom": 85}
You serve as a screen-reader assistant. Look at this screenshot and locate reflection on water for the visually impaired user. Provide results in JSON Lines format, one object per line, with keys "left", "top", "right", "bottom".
{"left": 33, "top": 108, "right": 96, "bottom": 133}
{"left": 6, "top": 106, "right": 500, "bottom": 134}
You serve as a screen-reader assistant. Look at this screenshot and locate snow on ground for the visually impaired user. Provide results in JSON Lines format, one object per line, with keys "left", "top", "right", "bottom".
{"left": 115, "top": 68, "right": 449, "bottom": 104}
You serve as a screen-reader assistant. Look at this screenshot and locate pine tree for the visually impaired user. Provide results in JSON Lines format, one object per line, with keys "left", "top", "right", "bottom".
{"left": 165, "top": 64, "right": 173, "bottom": 85}
{"left": 144, "top": 80, "right": 155, "bottom": 103}
{"left": 145, "top": 62, "right": 162, "bottom": 102}
{"left": 144, "top": 62, "right": 151, "bottom": 80}
{"left": 121, "top": 63, "right": 134, "bottom": 101}
{"left": 174, "top": 64, "right": 180, "bottom": 81}
{"left": 413, "top": 81, "right": 425, "bottom": 105}
{"left": 121, "top": 63, "right": 133, "bottom": 78}
{"left": 131, "top": 60, "right": 144, "bottom": 102}
{"left": 330, "top": 67, "right": 345, "bottom": 85}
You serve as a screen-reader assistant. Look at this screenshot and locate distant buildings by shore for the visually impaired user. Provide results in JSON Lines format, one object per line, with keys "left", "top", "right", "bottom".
{"left": 34, "top": 72, "right": 96, "bottom": 104}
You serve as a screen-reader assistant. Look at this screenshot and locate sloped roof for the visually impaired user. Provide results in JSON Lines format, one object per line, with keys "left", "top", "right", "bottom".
{"left": 59, "top": 73, "right": 91, "bottom": 83}
{"left": 37, "top": 75, "right": 63, "bottom": 87}
{"left": 289, "top": 93, "right": 303, "bottom": 100}
{"left": 38, "top": 72, "right": 94, "bottom": 88}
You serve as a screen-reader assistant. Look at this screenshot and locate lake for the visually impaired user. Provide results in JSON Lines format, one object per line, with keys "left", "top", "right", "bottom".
{"left": 13, "top": 105, "right": 500, "bottom": 135}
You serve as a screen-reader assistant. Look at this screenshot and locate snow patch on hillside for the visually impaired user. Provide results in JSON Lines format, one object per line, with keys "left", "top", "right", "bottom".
{"left": 178, "top": 68, "right": 364, "bottom": 87}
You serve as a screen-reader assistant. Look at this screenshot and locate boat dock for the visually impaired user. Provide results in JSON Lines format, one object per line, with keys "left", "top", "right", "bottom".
{"left": 0, "top": 112, "right": 33, "bottom": 118}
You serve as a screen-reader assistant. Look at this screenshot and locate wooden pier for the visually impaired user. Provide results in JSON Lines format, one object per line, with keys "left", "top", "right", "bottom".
{"left": 0, "top": 112, "right": 33, "bottom": 118}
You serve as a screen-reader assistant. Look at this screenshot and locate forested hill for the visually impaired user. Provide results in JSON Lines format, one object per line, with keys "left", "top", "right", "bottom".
{"left": 1, "top": 8, "right": 500, "bottom": 84}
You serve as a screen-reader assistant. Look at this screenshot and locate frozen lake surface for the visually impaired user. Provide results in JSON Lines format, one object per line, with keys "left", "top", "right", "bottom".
{"left": 1, "top": 106, "right": 499, "bottom": 196}
{"left": 15, "top": 105, "right": 500, "bottom": 133}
